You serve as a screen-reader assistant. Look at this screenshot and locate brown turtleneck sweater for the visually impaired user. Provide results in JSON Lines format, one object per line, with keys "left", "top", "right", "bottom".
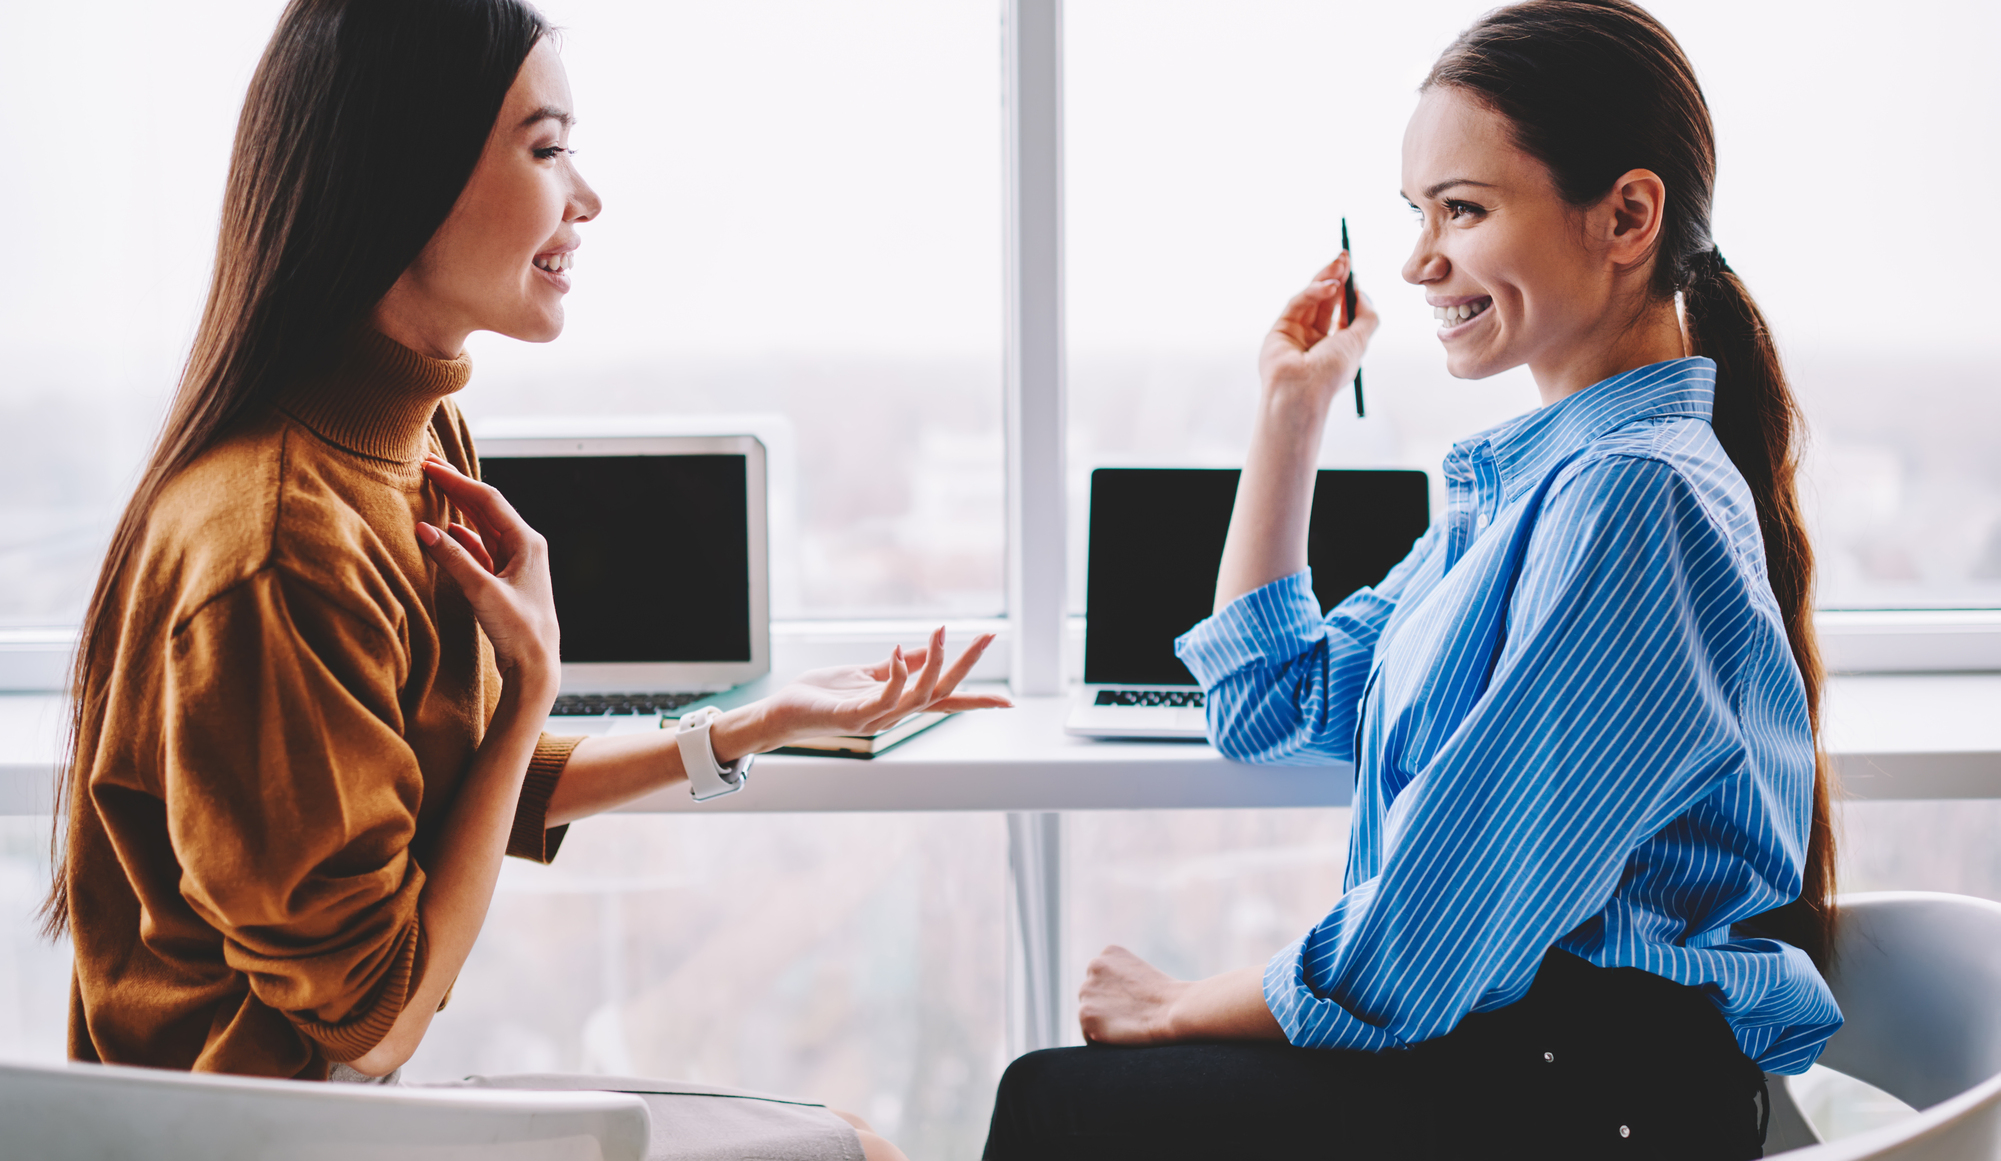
{"left": 68, "top": 330, "right": 578, "bottom": 1079}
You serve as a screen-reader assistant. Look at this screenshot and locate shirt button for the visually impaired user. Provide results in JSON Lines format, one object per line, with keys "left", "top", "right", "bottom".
{"left": 1619, "top": 1126, "right": 1632, "bottom": 1139}
{"left": 1543, "top": 1052, "right": 1554, "bottom": 1063}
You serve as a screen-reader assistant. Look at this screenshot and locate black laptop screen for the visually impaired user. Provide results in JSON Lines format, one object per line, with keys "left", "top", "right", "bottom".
{"left": 478, "top": 454, "right": 751, "bottom": 663}
{"left": 1083, "top": 468, "right": 1431, "bottom": 686}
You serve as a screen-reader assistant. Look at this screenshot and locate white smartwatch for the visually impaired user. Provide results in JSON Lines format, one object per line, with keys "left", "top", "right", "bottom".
{"left": 676, "top": 705, "right": 752, "bottom": 801}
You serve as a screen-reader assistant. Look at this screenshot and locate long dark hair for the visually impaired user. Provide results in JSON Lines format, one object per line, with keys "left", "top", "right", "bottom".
{"left": 43, "top": 0, "right": 548, "bottom": 936}
{"left": 1425, "top": 0, "right": 1837, "bottom": 968}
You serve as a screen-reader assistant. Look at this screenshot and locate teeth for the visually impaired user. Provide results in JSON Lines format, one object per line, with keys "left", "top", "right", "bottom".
{"left": 535, "top": 253, "right": 572, "bottom": 273}
{"left": 1432, "top": 299, "right": 1490, "bottom": 325}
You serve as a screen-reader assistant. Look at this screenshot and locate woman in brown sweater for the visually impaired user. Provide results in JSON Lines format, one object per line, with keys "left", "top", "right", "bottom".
{"left": 48, "top": 2, "right": 1001, "bottom": 1157}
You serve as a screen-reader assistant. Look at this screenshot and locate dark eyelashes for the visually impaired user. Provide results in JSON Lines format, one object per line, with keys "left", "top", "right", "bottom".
{"left": 1407, "top": 200, "right": 1488, "bottom": 222}
{"left": 533, "top": 146, "right": 577, "bottom": 160}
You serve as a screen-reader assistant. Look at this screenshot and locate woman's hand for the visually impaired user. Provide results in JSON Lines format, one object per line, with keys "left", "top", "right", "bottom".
{"left": 1257, "top": 251, "right": 1381, "bottom": 410}
{"left": 415, "top": 456, "right": 561, "bottom": 702}
{"left": 722, "top": 628, "right": 1011, "bottom": 757}
{"left": 1078, "top": 945, "right": 1191, "bottom": 1046}
{"left": 1212, "top": 254, "right": 1384, "bottom": 609}
{"left": 1079, "top": 946, "right": 1287, "bottom": 1046}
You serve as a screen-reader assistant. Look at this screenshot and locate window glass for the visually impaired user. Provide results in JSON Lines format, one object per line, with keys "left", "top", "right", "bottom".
{"left": 0, "top": 813, "right": 1008, "bottom": 1156}
{"left": 1064, "top": 0, "right": 2001, "bottom": 612}
{"left": 412, "top": 814, "right": 1007, "bottom": 1157}
{"left": 0, "top": 0, "right": 1004, "bottom": 625}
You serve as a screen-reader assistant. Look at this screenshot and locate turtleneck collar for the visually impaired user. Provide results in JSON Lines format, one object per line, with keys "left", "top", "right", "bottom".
{"left": 275, "top": 328, "right": 472, "bottom": 462}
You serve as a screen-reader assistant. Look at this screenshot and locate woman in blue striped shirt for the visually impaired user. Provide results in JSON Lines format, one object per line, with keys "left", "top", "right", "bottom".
{"left": 985, "top": 2, "right": 1837, "bottom": 1157}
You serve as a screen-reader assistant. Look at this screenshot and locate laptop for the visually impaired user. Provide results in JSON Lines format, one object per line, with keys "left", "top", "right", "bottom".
{"left": 477, "top": 434, "right": 769, "bottom": 733}
{"left": 1065, "top": 467, "right": 1431, "bottom": 740}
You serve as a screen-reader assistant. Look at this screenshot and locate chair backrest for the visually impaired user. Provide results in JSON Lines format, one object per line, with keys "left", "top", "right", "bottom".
{"left": 1818, "top": 892, "right": 2001, "bottom": 1108}
{"left": 1766, "top": 891, "right": 2001, "bottom": 1160}
{"left": 0, "top": 1058, "right": 652, "bottom": 1161}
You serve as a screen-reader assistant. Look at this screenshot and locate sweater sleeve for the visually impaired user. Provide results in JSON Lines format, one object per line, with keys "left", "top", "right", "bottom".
{"left": 163, "top": 569, "right": 432, "bottom": 1063}
{"left": 507, "top": 734, "right": 579, "bottom": 863}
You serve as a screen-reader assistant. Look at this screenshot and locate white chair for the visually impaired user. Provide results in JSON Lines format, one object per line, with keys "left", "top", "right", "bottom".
{"left": 0, "top": 1058, "right": 651, "bottom": 1160}
{"left": 1764, "top": 891, "right": 2001, "bottom": 1159}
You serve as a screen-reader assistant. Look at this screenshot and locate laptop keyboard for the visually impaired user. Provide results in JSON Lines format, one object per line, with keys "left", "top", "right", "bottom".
{"left": 1095, "top": 689, "right": 1206, "bottom": 708}
{"left": 551, "top": 691, "right": 707, "bottom": 716}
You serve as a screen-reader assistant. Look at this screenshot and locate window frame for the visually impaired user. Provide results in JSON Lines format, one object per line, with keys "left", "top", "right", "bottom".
{"left": 2, "top": 1, "right": 1995, "bottom": 693}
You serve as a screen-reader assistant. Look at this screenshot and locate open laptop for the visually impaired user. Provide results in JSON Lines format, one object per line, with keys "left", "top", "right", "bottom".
{"left": 477, "top": 434, "right": 769, "bottom": 733}
{"left": 1066, "top": 467, "right": 1431, "bottom": 739}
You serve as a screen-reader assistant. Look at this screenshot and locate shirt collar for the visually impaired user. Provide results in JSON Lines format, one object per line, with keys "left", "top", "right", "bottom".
{"left": 1447, "top": 357, "right": 1716, "bottom": 502}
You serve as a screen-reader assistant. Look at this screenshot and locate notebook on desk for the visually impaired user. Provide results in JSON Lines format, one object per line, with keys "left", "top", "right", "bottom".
{"left": 1066, "top": 467, "right": 1431, "bottom": 740}
{"left": 477, "top": 433, "right": 770, "bottom": 732}
{"left": 648, "top": 671, "right": 966, "bottom": 759}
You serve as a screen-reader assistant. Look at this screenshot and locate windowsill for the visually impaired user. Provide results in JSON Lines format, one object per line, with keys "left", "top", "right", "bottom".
{"left": 1, "top": 672, "right": 1994, "bottom": 814}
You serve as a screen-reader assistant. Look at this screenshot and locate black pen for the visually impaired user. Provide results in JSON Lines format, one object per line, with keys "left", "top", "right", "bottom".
{"left": 1342, "top": 217, "right": 1365, "bottom": 417}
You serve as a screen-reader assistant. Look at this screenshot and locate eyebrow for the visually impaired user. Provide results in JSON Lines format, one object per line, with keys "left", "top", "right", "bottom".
{"left": 1402, "top": 178, "right": 1498, "bottom": 202}
{"left": 518, "top": 105, "right": 574, "bottom": 131}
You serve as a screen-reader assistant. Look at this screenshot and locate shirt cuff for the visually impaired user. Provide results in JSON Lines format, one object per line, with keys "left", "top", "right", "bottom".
{"left": 1262, "top": 936, "right": 1404, "bottom": 1054}
{"left": 507, "top": 733, "right": 580, "bottom": 864}
{"left": 1176, "top": 570, "right": 1328, "bottom": 687}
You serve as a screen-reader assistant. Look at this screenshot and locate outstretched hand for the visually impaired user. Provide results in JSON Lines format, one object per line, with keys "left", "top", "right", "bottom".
{"left": 745, "top": 628, "right": 1012, "bottom": 751}
{"left": 1258, "top": 250, "right": 1380, "bottom": 409}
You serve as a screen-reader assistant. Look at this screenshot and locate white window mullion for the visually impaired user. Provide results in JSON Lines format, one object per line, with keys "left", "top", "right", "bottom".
{"left": 1001, "top": 0, "right": 1070, "bottom": 1061}
{"left": 1003, "top": 0, "right": 1068, "bottom": 698}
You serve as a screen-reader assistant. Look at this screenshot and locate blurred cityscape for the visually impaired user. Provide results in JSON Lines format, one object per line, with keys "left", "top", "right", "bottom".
{"left": 3, "top": 344, "right": 1998, "bottom": 628}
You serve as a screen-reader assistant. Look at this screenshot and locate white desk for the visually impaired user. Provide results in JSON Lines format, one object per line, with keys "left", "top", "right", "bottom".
{"left": 4, "top": 673, "right": 1995, "bottom": 1056}
{"left": 2, "top": 673, "right": 1996, "bottom": 812}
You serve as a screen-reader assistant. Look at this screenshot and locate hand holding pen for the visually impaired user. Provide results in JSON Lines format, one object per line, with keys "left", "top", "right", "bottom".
{"left": 1342, "top": 217, "right": 1365, "bottom": 417}
{"left": 1257, "top": 246, "right": 1379, "bottom": 415}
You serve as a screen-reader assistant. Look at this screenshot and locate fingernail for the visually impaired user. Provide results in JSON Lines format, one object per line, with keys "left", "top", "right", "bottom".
{"left": 415, "top": 523, "right": 440, "bottom": 545}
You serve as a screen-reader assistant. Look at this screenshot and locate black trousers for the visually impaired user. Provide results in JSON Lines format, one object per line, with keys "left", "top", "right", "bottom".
{"left": 983, "top": 950, "right": 1768, "bottom": 1160}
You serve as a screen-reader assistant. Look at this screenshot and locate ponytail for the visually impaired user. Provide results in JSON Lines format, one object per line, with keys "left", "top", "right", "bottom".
{"left": 1683, "top": 254, "right": 1838, "bottom": 966}
{"left": 1427, "top": 0, "right": 1836, "bottom": 968}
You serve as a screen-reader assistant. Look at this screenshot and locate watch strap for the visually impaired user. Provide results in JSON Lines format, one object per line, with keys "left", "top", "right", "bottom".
{"left": 676, "top": 706, "right": 751, "bottom": 801}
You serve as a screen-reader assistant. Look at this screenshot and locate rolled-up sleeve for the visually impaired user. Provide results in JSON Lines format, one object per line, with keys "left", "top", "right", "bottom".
{"left": 1175, "top": 525, "right": 1438, "bottom": 765}
{"left": 163, "top": 570, "right": 431, "bottom": 1063}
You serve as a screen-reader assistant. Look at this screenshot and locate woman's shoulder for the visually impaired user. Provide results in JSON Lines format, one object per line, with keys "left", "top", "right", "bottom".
{"left": 1541, "top": 419, "right": 1770, "bottom": 584}
{"left": 139, "top": 411, "right": 410, "bottom": 633}
{"left": 138, "top": 411, "right": 291, "bottom": 608}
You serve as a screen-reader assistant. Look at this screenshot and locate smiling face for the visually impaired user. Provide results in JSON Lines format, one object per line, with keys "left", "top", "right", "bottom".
{"left": 374, "top": 39, "right": 602, "bottom": 357}
{"left": 1400, "top": 86, "right": 1678, "bottom": 401}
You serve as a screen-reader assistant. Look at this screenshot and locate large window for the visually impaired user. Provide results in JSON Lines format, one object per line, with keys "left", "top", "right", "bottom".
{"left": 0, "top": 0, "right": 1005, "bottom": 626}
{"left": 1066, "top": 0, "right": 2001, "bottom": 612}
{"left": 4, "top": 2, "right": 1994, "bottom": 625}
{"left": 2, "top": 3, "right": 1997, "bottom": 1157}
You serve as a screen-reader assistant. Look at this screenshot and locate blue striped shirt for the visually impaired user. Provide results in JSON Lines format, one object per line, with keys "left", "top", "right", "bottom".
{"left": 1175, "top": 358, "right": 1840, "bottom": 1074}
